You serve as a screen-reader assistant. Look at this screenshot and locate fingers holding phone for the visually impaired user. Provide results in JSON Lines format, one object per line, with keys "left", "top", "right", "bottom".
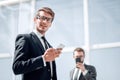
{"left": 75, "top": 57, "right": 86, "bottom": 72}
{"left": 43, "top": 48, "right": 56, "bottom": 62}
{"left": 43, "top": 44, "right": 65, "bottom": 61}
{"left": 55, "top": 44, "right": 65, "bottom": 57}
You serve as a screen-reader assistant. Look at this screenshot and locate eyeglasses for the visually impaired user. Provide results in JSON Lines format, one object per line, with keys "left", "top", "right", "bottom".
{"left": 36, "top": 15, "right": 53, "bottom": 22}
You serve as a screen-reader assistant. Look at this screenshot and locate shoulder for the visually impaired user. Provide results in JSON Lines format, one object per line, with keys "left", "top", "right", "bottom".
{"left": 70, "top": 68, "right": 76, "bottom": 73}
{"left": 15, "top": 33, "right": 31, "bottom": 43}
{"left": 85, "top": 64, "right": 96, "bottom": 70}
{"left": 70, "top": 68, "right": 76, "bottom": 76}
{"left": 16, "top": 33, "right": 31, "bottom": 39}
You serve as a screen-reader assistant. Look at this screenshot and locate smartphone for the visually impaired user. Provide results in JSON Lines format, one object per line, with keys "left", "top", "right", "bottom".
{"left": 75, "top": 57, "right": 81, "bottom": 63}
{"left": 56, "top": 44, "right": 65, "bottom": 49}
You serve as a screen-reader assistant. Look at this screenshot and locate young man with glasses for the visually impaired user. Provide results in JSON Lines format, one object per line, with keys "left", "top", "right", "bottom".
{"left": 12, "top": 7, "right": 62, "bottom": 80}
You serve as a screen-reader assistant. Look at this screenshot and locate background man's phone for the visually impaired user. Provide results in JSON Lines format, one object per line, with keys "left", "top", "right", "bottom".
{"left": 75, "top": 57, "right": 82, "bottom": 63}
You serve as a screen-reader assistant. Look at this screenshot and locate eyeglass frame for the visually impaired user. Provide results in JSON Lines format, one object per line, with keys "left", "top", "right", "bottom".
{"left": 36, "top": 15, "right": 53, "bottom": 23}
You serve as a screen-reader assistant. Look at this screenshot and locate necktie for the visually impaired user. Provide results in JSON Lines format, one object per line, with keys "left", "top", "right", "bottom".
{"left": 41, "top": 36, "right": 53, "bottom": 79}
{"left": 41, "top": 36, "right": 48, "bottom": 50}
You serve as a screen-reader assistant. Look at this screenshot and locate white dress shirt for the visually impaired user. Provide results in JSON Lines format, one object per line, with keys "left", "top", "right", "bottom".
{"left": 33, "top": 29, "right": 53, "bottom": 78}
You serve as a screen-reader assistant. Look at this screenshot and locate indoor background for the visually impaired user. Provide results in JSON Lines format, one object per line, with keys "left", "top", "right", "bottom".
{"left": 0, "top": 0, "right": 120, "bottom": 80}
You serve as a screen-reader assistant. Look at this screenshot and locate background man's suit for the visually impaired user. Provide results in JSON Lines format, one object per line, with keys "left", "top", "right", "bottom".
{"left": 12, "top": 32, "right": 57, "bottom": 80}
{"left": 70, "top": 64, "right": 97, "bottom": 80}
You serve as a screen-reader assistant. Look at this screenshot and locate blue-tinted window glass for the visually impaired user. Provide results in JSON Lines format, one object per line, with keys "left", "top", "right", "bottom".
{"left": 89, "top": 0, "right": 120, "bottom": 44}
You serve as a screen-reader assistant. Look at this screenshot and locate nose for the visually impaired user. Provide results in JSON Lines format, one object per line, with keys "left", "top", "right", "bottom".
{"left": 42, "top": 19, "right": 48, "bottom": 23}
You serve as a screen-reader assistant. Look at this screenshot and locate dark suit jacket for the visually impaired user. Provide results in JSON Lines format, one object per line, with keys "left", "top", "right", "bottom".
{"left": 70, "top": 64, "right": 97, "bottom": 80}
{"left": 12, "top": 32, "right": 57, "bottom": 80}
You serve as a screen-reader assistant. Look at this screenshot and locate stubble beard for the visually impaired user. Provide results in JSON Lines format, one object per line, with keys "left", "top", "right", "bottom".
{"left": 37, "top": 27, "right": 46, "bottom": 35}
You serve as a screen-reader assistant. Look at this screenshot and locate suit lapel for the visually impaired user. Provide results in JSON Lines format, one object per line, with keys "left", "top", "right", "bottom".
{"left": 45, "top": 39, "right": 52, "bottom": 48}
{"left": 30, "top": 32, "right": 45, "bottom": 53}
{"left": 71, "top": 68, "right": 76, "bottom": 80}
{"left": 71, "top": 68, "right": 84, "bottom": 80}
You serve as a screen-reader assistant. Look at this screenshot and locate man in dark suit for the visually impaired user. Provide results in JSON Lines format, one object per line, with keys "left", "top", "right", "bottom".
{"left": 70, "top": 47, "right": 97, "bottom": 80}
{"left": 12, "top": 7, "right": 62, "bottom": 80}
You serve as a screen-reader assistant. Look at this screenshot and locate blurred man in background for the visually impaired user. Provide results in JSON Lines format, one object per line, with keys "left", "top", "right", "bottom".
{"left": 70, "top": 47, "right": 97, "bottom": 80}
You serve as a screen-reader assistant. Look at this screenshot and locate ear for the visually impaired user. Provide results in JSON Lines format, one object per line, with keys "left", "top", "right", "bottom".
{"left": 73, "top": 55, "right": 75, "bottom": 59}
{"left": 34, "top": 17, "right": 36, "bottom": 22}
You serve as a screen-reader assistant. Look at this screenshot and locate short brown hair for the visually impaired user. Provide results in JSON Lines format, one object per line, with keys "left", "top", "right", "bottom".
{"left": 73, "top": 47, "right": 85, "bottom": 55}
{"left": 35, "top": 7, "right": 55, "bottom": 21}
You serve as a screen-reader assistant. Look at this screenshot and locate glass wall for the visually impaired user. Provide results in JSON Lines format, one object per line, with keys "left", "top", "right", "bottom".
{"left": 0, "top": 0, "right": 120, "bottom": 80}
{"left": 90, "top": 48, "right": 120, "bottom": 80}
{"left": 0, "top": 3, "right": 19, "bottom": 80}
{"left": 0, "top": 4, "right": 18, "bottom": 54}
{"left": 89, "top": 0, "right": 120, "bottom": 44}
{"left": 89, "top": 0, "right": 120, "bottom": 80}
{"left": 0, "top": 0, "right": 34, "bottom": 80}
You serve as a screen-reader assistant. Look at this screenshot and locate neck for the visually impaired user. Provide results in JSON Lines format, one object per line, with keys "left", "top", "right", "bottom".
{"left": 36, "top": 29, "right": 45, "bottom": 36}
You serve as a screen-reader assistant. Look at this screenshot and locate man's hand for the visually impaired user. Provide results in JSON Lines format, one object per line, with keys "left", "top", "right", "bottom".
{"left": 43, "top": 48, "right": 62, "bottom": 62}
{"left": 55, "top": 48, "right": 63, "bottom": 57}
{"left": 76, "top": 62, "right": 86, "bottom": 72}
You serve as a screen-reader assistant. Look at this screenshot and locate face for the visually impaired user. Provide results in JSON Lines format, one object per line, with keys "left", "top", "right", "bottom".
{"left": 34, "top": 11, "right": 53, "bottom": 35}
{"left": 74, "top": 51, "right": 85, "bottom": 63}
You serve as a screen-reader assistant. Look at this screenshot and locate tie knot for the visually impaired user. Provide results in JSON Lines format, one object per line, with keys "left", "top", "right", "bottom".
{"left": 41, "top": 36, "right": 48, "bottom": 49}
{"left": 41, "top": 36, "right": 46, "bottom": 41}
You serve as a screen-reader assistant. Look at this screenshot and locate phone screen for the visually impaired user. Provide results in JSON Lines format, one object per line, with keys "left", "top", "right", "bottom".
{"left": 56, "top": 44, "right": 65, "bottom": 49}
{"left": 75, "top": 57, "right": 81, "bottom": 63}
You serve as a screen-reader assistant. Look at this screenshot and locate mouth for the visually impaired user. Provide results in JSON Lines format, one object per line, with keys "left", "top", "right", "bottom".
{"left": 40, "top": 24, "right": 47, "bottom": 28}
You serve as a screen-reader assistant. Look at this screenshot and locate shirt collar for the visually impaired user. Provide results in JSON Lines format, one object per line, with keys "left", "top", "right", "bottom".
{"left": 33, "top": 29, "right": 44, "bottom": 38}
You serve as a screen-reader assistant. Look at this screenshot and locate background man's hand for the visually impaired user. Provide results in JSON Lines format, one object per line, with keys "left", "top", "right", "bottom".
{"left": 76, "top": 62, "right": 86, "bottom": 72}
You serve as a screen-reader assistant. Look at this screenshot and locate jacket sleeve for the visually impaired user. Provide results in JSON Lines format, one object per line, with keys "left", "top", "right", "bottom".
{"left": 84, "top": 65, "right": 97, "bottom": 80}
{"left": 12, "top": 34, "right": 44, "bottom": 75}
